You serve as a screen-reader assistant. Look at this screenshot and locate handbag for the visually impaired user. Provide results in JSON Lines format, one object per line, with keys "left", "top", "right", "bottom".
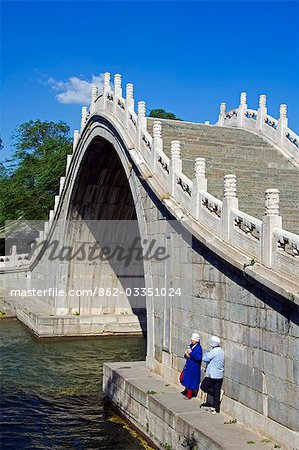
{"left": 179, "top": 370, "right": 185, "bottom": 383}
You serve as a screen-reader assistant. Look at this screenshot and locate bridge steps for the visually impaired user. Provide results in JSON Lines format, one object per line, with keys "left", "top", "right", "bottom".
{"left": 148, "top": 118, "right": 299, "bottom": 234}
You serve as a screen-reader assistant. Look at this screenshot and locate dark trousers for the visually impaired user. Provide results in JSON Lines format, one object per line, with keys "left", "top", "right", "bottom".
{"left": 200, "top": 377, "right": 223, "bottom": 412}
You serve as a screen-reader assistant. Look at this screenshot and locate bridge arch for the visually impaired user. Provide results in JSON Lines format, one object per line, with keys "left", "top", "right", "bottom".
{"left": 54, "top": 115, "right": 158, "bottom": 353}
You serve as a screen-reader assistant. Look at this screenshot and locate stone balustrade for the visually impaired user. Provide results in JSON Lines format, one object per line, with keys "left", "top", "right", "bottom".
{"left": 0, "top": 244, "right": 30, "bottom": 266}
{"left": 1, "top": 72, "right": 298, "bottom": 286}
{"left": 217, "top": 93, "right": 299, "bottom": 164}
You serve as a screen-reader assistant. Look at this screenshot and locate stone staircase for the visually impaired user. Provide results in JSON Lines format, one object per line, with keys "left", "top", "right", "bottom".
{"left": 148, "top": 118, "right": 299, "bottom": 234}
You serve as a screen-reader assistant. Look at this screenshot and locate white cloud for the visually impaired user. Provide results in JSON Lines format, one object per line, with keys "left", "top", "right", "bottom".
{"left": 47, "top": 74, "right": 104, "bottom": 105}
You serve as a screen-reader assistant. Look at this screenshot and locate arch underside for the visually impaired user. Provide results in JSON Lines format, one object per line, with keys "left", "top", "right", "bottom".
{"left": 61, "top": 136, "right": 147, "bottom": 333}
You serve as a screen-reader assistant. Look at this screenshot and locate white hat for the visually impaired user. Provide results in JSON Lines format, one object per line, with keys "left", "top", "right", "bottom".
{"left": 191, "top": 333, "right": 200, "bottom": 342}
{"left": 210, "top": 336, "right": 220, "bottom": 347}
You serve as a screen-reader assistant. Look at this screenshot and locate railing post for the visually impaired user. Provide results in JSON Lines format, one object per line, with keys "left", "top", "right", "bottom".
{"left": 113, "top": 74, "right": 122, "bottom": 113}
{"left": 191, "top": 158, "right": 207, "bottom": 220}
{"left": 261, "top": 189, "right": 282, "bottom": 268}
{"left": 257, "top": 94, "right": 267, "bottom": 131}
{"left": 152, "top": 121, "right": 162, "bottom": 173}
{"left": 66, "top": 154, "right": 72, "bottom": 173}
{"left": 138, "top": 101, "right": 147, "bottom": 149}
{"left": 218, "top": 102, "right": 226, "bottom": 126}
{"left": 102, "top": 72, "right": 111, "bottom": 109}
{"left": 90, "top": 84, "right": 98, "bottom": 114}
{"left": 59, "top": 176, "right": 65, "bottom": 194}
{"left": 237, "top": 92, "right": 247, "bottom": 127}
{"left": 222, "top": 174, "right": 238, "bottom": 242}
{"left": 169, "top": 140, "right": 182, "bottom": 196}
{"left": 125, "top": 83, "right": 134, "bottom": 128}
{"left": 277, "top": 104, "right": 288, "bottom": 147}
{"left": 81, "top": 106, "right": 88, "bottom": 131}
{"left": 54, "top": 195, "right": 59, "bottom": 213}
{"left": 11, "top": 244, "right": 17, "bottom": 265}
{"left": 73, "top": 129, "right": 79, "bottom": 152}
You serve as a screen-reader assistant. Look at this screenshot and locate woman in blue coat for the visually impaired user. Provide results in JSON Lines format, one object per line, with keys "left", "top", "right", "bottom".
{"left": 180, "top": 333, "right": 203, "bottom": 399}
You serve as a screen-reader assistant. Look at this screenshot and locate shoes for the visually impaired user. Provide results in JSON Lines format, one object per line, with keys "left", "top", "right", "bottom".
{"left": 220, "top": 389, "right": 224, "bottom": 402}
{"left": 181, "top": 389, "right": 187, "bottom": 396}
{"left": 200, "top": 402, "right": 209, "bottom": 408}
{"left": 183, "top": 396, "right": 191, "bottom": 400}
{"left": 210, "top": 408, "right": 216, "bottom": 415}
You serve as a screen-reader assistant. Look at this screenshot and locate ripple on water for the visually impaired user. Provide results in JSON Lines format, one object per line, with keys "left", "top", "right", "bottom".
{"left": 0, "top": 320, "right": 147, "bottom": 450}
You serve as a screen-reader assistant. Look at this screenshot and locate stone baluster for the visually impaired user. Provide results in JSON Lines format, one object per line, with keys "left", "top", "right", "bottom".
{"left": 152, "top": 121, "right": 162, "bottom": 173}
{"left": 222, "top": 174, "right": 238, "bottom": 242}
{"left": 113, "top": 74, "right": 122, "bottom": 113}
{"left": 138, "top": 101, "right": 147, "bottom": 150}
{"left": 169, "top": 140, "right": 182, "bottom": 196}
{"left": 44, "top": 221, "right": 49, "bottom": 234}
{"left": 218, "top": 102, "right": 226, "bottom": 126}
{"left": 237, "top": 92, "right": 247, "bottom": 127}
{"left": 277, "top": 104, "right": 288, "bottom": 147}
{"left": 49, "top": 209, "right": 54, "bottom": 222}
{"left": 66, "top": 154, "right": 72, "bottom": 174}
{"left": 192, "top": 158, "right": 207, "bottom": 219}
{"left": 28, "top": 240, "right": 37, "bottom": 262}
{"left": 102, "top": 72, "right": 111, "bottom": 109}
{"left": 125, "top": 83, "right": 134, "bottom": 128}
{"left": 73, "top": 129, "right": 80, "bottom": 152}
{"left": 81, "top": 107, "right": 88, "bottom": 131}
{"left": 257, "top": 94, "right": 267, "bottom": 131}
{"left": 59, "top": 177, "right": 65, "bottom": 194}
{"left": 90, "top": 84, "right": 98, "bottom": 114}
{"left": 11, "top": 244, "right": 17, "bottom": 265}
{"left": 138, "top": 101, "right": 146, "bottom": 129}
{"left": 261, "top": 189, "right": 282, "bottom": 268}
{"left": 54, "top": 195, "right": 60, "bottom": 212}
{"left": 126, "top": 83, "right": 134, "bottom": 110}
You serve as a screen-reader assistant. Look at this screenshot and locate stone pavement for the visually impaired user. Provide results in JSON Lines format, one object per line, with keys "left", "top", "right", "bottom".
{"left": 103, "top": 361, "right": 285, "bottom": 450}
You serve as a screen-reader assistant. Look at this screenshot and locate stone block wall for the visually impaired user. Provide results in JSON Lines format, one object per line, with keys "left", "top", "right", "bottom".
{"left": 138, "top": 175, "right": 299, "bottom": 446}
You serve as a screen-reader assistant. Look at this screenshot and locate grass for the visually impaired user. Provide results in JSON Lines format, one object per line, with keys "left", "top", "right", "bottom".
{"left": 224, "top": 418, "right": 237, "bottom": 424}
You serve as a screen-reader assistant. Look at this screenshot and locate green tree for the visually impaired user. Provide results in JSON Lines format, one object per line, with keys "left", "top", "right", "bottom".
{"left": 148, "top": 108, "right": 182, "bottom": 121}
{"left": 0, "top": 120, "right": 72, "bottom": 227}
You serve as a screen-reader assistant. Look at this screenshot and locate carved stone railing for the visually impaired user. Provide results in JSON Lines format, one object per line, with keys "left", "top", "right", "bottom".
{"left": 0, "top": 245, "right": 30, "bottom": 267}
{"left": 1, "top": 73, "right": 298, "bottom": 290}
{"left": 217, "top": 93, "right": 299, "bottom": 164}
{"left": 273, "top": 228, "right": 299, "bottom": 278}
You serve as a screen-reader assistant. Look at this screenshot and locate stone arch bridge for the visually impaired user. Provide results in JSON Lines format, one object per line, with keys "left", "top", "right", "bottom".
{"left": 1, "top": 73, "right": 298, "bottom": 448}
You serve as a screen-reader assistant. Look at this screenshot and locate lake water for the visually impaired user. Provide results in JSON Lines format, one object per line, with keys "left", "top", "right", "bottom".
{"left": 0, "top": 319, "right": 147, "bottom": 449}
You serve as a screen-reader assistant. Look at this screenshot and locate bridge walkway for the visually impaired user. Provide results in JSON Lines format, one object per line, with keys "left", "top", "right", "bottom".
{"left": 148, "top": 118, "right": 299, "bottom": 234}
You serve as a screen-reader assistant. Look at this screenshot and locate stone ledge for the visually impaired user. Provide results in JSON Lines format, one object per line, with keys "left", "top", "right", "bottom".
{"left": 16, "top": 303, "right": 146, "bottom": 337}
{"left": 103, "top": 361, "right": 279, "bottom": 450}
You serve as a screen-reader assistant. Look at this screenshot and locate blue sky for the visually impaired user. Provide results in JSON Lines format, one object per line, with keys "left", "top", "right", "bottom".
{"left": 1, "top": 1, "right": 298, "bottom": 162}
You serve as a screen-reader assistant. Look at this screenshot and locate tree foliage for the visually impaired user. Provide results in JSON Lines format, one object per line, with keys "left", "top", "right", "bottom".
{"left": 0, "top": 120, "right": 72, "bottom": 227}
{"left": 148, "top": 108, "right": 182, "bottom": 121}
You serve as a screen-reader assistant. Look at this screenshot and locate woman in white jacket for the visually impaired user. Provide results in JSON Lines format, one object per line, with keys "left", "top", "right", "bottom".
{"left": 200, "top": 336, "right": 224, "bottom": 414}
